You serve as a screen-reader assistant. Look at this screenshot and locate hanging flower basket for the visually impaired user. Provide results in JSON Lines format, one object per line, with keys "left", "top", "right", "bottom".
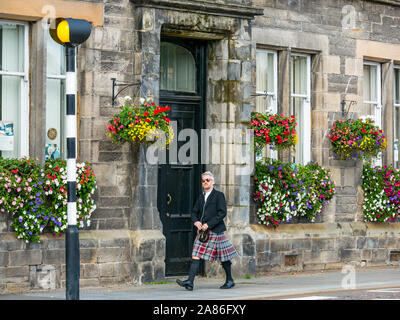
{"left": 328, "top": 118, "right": 386, "bottom": 160}
{"left": 248, "top": 112, "right": 298, "bottom": 153}
{"left": 107, "top": 98, "right": 174, "bottom": 149}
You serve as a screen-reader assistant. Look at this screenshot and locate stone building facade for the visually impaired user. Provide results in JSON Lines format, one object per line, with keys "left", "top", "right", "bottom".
{"left": 1, "top": 0, "right": 400, "bottom": 292}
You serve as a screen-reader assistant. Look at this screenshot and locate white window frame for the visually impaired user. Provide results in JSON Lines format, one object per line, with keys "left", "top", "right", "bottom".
{"left": 255, "top": 49, "right": 278, "bottom": 160}
{"left": 363, "top": 61, "right": 382, "bottom": 166}
{"left": 255, "top": 49, "right": 278, "bottom": 114}
{"left": 0, "top": 20, "right": 29, "bottom": 157}
{"left": 363, "top": 61, "right": 382, "bottom": 128}
{"left": 290, "top": 53, "right": 311, "bottom": 165}
{"left": 394, "top": 66, "right": 400, "bottom": 166}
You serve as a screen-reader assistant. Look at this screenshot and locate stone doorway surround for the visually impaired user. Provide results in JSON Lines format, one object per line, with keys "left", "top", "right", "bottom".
{"left": 129, "top": 0, "right": 264, "bottom": 282}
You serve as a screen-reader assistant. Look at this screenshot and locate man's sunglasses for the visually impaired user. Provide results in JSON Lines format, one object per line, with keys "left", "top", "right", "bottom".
{"left": 201, "top": 179, "right": 212, "bottom": 183}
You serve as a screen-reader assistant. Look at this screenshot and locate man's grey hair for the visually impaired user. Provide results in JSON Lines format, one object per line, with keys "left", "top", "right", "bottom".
{"left": 201, "top": 171, "right": 214, "bottom": 180}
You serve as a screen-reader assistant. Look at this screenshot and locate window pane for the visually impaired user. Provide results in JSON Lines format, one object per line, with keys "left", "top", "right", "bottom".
{"left": 291, "top": 55, "right": 307, "bottom": 95}
{"left": 45, "top": 78, "right": 65, "bottom": 160}
{"left": 395, "top": 68, "right": 400, "bottom": 105}
{"left": 160, "top": 42, "right": 196, "bottom": 92}
{"left": 363, "top": 64, "right": 378, "bottom": 103}
{"left": 47, "top": 34, "right": 65, "bottom": 75}
{"left": 256, "top": 50, "right": 276, "bottom": 113}
{"left": 256, "top": 50, "right": 275, "bottom": 93}
{"left": 291, "top": 96, "right": 304, "bottom": 164}
{"left": 0, "top": 23, "right": 24, "bottom": 73}
{"left": 0, "top": 75, "right": 21, "bottom": 158}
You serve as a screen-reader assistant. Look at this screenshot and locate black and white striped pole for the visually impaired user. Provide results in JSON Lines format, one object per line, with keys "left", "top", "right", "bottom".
{"left": 50, "top": 18, "right": 91, "bottom": 301}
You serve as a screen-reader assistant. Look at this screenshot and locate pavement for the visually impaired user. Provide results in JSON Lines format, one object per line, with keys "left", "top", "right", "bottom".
{"left": 1, "top": 265, "right": 400, "bottom": 300}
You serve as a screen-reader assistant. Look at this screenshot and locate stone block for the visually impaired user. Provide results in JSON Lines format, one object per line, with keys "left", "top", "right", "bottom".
{"left": 242, "top": 234, "right": 255, "bottom": 256}
{"left": 336, "top": 204, "right": 357, "bottom": 214}
{"left": 323, "top": 55, "right": 341, "bottom": 74}
{"left": 366, "top": 237, "right": 379, "bottom": 249}
{"left": 292, "top": 239, "right": 312, "bottom": 250}
{"left": 371, "top": 249, "right": 387, "bottom": 262}
{"left": 6, "top": 266, "right": 29, "bottom": 280}
{"left": 270, "top": 239, "right": 292, "bottom": 252}
{"left": 80, "top": 248, "right": 98, "bottom": 264}
{"left": 0, "top": 252, "right": 8, "bottom": 266}
{"left": 337, "top": 236, "right": 356, "bottom": 249}
{"left": 311, "top": 238, "right": 335, "bottom": 251}
{"left": 99, "top": 263, "right": 114, "bottom": 277}
{"left": 320, "top": 250, "right": 340, "bottom": 263}
{"left": 138, "top": 239, "right": 155, "bottom": 262}
{"left": 43, "top": 249, "right": 64, "bottom": 265}
{"left": 97, "top": 247, "right": 126, "bottom": 263}
{"left": 9, "top": 250, "right": 42, "bottom": 267}
{"left": 340, "top": 249, "right": 361, "bottom": 262}
{"left": 83, "top": 263, "right": 99, "bottom": 278}
{"left": 256, "top": 251, "right": 281, "bottom": 267}
{"left": 79, "top": 278, "right": 100, "bottom": 288}
{"left": 228, "top": 60, "right": 241, "bottom": 81}
{"left": 140, "top": 262, "right": 154, "bottom": 283}
{"left": 336, "top": 196, "right": 356, "bottom": 205}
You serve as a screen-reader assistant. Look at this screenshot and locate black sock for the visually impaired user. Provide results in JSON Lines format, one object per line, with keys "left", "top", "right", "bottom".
{"left": 221, "top": 260, "right": 233, "bottom": 282}
{"left": 188, "top": 259, "right": 200, "bottom": 283}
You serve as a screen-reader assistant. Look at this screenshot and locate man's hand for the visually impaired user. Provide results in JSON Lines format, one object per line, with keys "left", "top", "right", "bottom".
{"left": 194, "top": 221, "right": 202, "bottom": 230}
{"left": 202, "top": 223, "right": 208, "bottom": 231}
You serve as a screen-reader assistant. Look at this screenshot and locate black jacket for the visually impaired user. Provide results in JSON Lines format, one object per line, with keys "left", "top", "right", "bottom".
{"left": 191, "top": 189, "right": 227, "bottom": 234}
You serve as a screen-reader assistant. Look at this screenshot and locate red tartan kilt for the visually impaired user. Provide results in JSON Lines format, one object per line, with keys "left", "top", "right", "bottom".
{"left": 192, "top": 231, "right": 239, "bottom": 262}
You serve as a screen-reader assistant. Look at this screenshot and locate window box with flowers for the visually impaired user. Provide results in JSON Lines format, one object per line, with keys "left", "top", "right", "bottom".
{"left": 328, "top": 118, "right": 387, "bottom": 161}
{"left": 0, "top": 157, "right": 97, "bottom": 242}
{"left": 107, "top": 98, "right": 174, "bottom": 149}
{"left": 253, "top": 158, "right": 336, "bottom": 228}
{"left": 362, "top": 163, "right": 400, "bottom": 223}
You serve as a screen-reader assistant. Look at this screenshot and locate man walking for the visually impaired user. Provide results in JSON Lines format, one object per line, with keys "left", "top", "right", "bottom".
{"left": 176, "top": 171, "right": 239, "bottom": 291}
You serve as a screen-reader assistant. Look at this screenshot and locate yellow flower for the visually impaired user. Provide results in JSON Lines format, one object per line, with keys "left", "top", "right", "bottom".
{"left": 293, "top": 133, "right": 299, "bottom": 145}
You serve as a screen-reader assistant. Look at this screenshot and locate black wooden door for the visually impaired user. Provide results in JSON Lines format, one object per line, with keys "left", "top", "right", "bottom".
{"left": 158, "top": 37, "right": 206, "bottom": 276}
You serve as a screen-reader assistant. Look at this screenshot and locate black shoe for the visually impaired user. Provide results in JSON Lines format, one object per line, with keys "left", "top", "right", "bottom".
{"left": 220, "top": 280, "right": 235, "bottom": 289}
{"left": 176, "top": 279, "right": 194, "bottom": 291}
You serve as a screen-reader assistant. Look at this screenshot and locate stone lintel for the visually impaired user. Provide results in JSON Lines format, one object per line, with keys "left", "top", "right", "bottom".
{"left": 131, "top": 0, "right": 264, "bottom": 20}
{"left": 365, "top": 0, "right": 400, "bottom": 7}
